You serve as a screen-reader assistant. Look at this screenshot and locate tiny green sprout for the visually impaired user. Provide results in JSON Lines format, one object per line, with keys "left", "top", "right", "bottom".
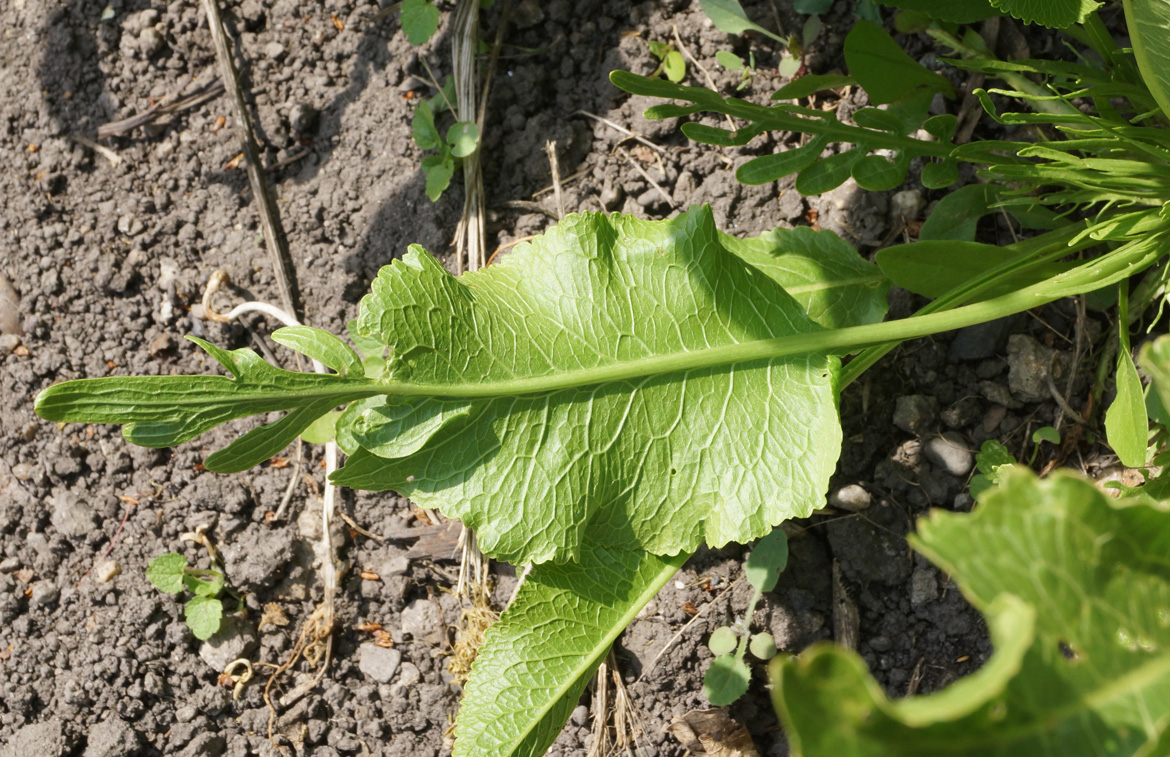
{"left": 970, "top": 440, "right": 1018, "bottom": 499}
{"left": 647, "top": 40, "right": 686, "bottom": 83}
{"left": 1029, "top": 426, "right": 1062, "bottom": 465}
{"left": 410, "top": 81, "right": 478, "bottom": 202}
{"left": 704, "top": 528, "right": 789, "bottom": 706}
{"left": 716, "top": 50, "right": 757, "bottom": 91}
{"left": 146, "top": 552, "right": 234, "bottom": 641}
{"left": 715, "top": 50, "right": 743, "bottom": 72}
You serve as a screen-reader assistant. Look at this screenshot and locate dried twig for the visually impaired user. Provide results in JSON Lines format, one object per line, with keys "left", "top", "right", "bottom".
{"left": 617, "top": 147, "right": 675, "bottom": 208}
{"left": 573, "top": 110, "right": 665, "bottom": 155}
{"left": 96, "top": 76, "right": 225, "bottom": 139}
{"left": 671, "top": 24, "right": 736, "bottom": 131}
{"left": 544, "top": 140, "right": 565, "bottom": 220}
{"left": 70, "top": 135, "right": 122, "bottom": 167}
{"left": 200, "top": 0, "right": 302, "bottom": 321}
{"left": 453, "top": 0, "right": 485, "bottom": 274}
{"left": 636, "top": 577, "right": 743, "bottom": 683}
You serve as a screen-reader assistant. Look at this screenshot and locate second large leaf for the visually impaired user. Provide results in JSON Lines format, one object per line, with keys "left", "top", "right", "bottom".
{"left": 334, "top": 207, "right": 878, "bottom": 564}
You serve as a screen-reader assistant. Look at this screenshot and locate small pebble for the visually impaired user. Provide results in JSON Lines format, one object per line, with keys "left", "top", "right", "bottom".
{"left": 893, "top": 395, "right": 937, "bottom": 435}
{"left": 11, "top": 462, "right": 32, "bottom": 481}
{"left": 923, "top": 432, "right": 974, "bottom": 477}
{"left": 358, "top": 643, "right": 402, "bottom": 683}
{"left": 829, "top": 484, "right": 871, "bottom": 512}
{"left": 95, "top": 560, "right": 121, "bottom": 583}
{"left": 0, "top": 334, "right": 21, "bottom": 353}
{"left": 910, "top": 567, "right": 938, "bottom": 607}
{"left": 890, "top": 189, "right": 925, "bottom": 221}
{"left": 30, "top": 581, "right": 60, "bottom": 608}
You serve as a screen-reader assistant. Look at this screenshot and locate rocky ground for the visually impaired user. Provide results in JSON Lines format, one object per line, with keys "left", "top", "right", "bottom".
{"left": 0, "top": 1, "right": 1105, "bottom": 755}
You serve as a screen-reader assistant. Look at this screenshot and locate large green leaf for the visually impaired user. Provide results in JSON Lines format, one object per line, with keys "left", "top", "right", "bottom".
{"left": 699, "top": 0, "right": 785, "bottom": 43}
{"left": 844, "top": 20, "right": 955, "bottom": 105}
{"left": 455, "top": 547, "right": 686, "bottom": 757}
{"left": 771, "top": 468, "right": 1170, "bottom": 755}
{"left": 875, "top": 0, "right": 1002, "bottom": 22}
{"left": 331, "top": 208, "right": 859, "bottom": 564}
{"left": 719, "top": 226, "right": 891, "bottom": 330}
{"left": 1125, "top": 0, "right": 1170, "bottom": 119}
{"left": 991, "top": 0, "right": 1101, "bottom": 28}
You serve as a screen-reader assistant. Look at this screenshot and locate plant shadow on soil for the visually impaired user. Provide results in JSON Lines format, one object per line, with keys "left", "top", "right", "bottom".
{"left": 1, "top": 1, "right": 1086, "bottom": 755}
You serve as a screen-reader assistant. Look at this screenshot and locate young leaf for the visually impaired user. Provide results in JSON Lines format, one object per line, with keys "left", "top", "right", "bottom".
{"left": 454, "top": 547, "right": 685, "bottom": 757}
{"left": 146, "top": 553, "right": 188, "bottom": 594}
{"left": 709, "top": 626, "right": 740, "bottom": 656}
{"left": 852, "top": 153, "right": 909, "bottom": 191}
{"left": 1031, "top": 426, "right": 1061, "bottom": 445}
{"left": 662, "top": 50, "right": 686, "bottom": 83}
{"left": 400, "top": 0, "right": 440, "bottom": 45}
{"left": 699, "top": 0, "right": 785, "bottom": 43}
{"left": 745, "top": 529, "right": 789, "bottom": 592}
{"left": 183, "top": 570, "right": 224, "bottom": 598}
{"left": 447, "top": 121, "right": 479, "bottom": 159}
{"left": 421, "top": 153, "right": 455, "bottom": 201}
{"left": 300, "top": 410, "right": 341, "bottom": 444}
{"left": 1124, "top": 0, "right": 1170, "bottom": 119}
{"left": 975, "top": 439, "right": 1015, "bottom": 475}
{"left": 772, "top": 468, "right": 1170, "bottom": 755}
{"left": 918, "top": 184, "right": 996, "bottom": 242}
{"left": 715, "top": 50, "right": 744, "bottom": 71}
{"left": 875, "top": 241, "right": 1077, "bottom": 300}
{"left": 411, "top": 100, "right": 442, "bottom": 151}
{"left": 1105, "top": 284, "right": 1149, "bottom": 468}
{"left": 921, "top": 158, "right": 959, "bottom": 188}
{"left": 271, "top": 326, "right": 363, "bottom": 376}
{"left": 184, "top": 595, "right": 224, "bottom": 641}
{"left": 844, "top": 20, "right": 955, "bottom": 105}
{"left": 749, "top": 632, "right": 778, "bottom": 660}
{"left": 705, "top": 654, "right": 751, "bottom": 706}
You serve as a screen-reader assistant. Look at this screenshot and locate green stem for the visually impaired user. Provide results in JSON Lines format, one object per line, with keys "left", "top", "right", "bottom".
{"left": 372, "top": 233, "right": 1166, "bottom": 400}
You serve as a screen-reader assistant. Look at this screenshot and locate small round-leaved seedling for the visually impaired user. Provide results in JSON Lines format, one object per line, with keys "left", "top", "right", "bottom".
{"left": 749, "top": 632, "right": 778, "bottom": 660}
{"left": 708, "top": 626, "right": 739, "bottom": 656}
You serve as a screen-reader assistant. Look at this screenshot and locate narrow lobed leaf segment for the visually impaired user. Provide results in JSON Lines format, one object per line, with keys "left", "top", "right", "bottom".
{"left": 771, "top": 468, "right": 1170, "bottom": 755}
{"left": 33, "top": 331, "right": 382, "bottom": 474}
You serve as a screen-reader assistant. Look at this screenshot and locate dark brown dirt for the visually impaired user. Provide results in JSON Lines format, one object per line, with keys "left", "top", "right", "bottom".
{"left": 0, "top": 1, "right": 1100, "bottom": 755}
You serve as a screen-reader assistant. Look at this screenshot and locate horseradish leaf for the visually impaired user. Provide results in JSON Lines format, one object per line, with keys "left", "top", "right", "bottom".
{"left": 332, "top": 207, "right": 874, "bottom": 563}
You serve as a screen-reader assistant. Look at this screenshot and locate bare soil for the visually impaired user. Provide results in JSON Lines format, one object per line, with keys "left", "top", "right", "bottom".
{"left": 0, "top": 1, "right": 1096, "bottom": 755}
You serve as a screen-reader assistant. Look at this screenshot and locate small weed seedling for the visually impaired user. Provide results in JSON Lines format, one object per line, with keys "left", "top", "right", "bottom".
{"left": 703, "top": 528, "right": 787, "bottom": 706}
{"left": 146, "top": 552, "right": 239, "bottom": 641}
{"left": 647, "top": 40, "right": 686, "bottom": 83}
{"left": 715, "top": 50, "right": 756, "bottom": 91}
{"left": 411, "top": 81, "right": 479, "bottom": 202}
